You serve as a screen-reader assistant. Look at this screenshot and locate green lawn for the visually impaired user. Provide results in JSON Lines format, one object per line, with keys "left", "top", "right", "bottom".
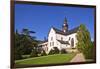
{"left": 15, "top": 53, "right": 76, "bottom": 65}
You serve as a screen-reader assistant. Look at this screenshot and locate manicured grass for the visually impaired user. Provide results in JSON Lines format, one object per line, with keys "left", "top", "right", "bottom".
{"left": 15, "top": 53, "right": 76, "bottom": 65}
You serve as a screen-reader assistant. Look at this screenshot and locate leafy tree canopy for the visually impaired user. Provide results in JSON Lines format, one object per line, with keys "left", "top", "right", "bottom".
{"left": 76, "top": 24, "right": 94, "bottom": 59}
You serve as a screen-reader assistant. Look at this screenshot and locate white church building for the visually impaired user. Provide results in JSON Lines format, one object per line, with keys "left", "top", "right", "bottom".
{"left": 38, "top": 17, "right": 79, "bottom": 54}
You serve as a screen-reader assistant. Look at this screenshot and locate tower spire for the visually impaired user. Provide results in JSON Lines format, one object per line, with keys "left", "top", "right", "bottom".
{"left": 62, "top": 17, "right": 68, "bottom": 33}
{"left": 64, "top": 17, "right": 67, "bottom": 24}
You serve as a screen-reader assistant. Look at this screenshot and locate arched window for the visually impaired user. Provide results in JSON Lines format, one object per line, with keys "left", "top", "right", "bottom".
{"left": 52, "top": 42, "right": 54, "bottom": 46}
{"left": 71, "top": 38, "right": 74, "bottom": 47}
{"left": 50, "top": 42, "right": 54, "bottom": 46}
{"left": 50, "top": 42, "right": 51, "bottom": 46}
{"left": 69, "top": 37, "right": 70, "bottom": 40}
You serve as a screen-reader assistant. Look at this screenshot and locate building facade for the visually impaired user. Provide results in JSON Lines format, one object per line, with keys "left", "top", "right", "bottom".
{"left": 39, "top": 17, "right": 79, "bottom": 54}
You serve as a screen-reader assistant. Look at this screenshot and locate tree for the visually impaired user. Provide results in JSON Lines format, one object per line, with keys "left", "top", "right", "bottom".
{"left": 14, "top": 29, "right": 37, "bottom": 60}
{"left": 22, "top": 28, "right": 35, "bottom": 36}
{"left": 19, "top": 28, "right": 36, "bottom": 55}
{"left": 14, "top": 31, "right": 22, "bottom": 60}
{"left": 76, "top": 24, "right": 94, "bottom": 59}
{"left": 30, "top": 40, "right": 39, "bottom": 57}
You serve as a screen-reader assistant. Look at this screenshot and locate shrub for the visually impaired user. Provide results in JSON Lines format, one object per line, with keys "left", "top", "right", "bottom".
{"left": 83, "top": 44, "right": 94, "bottom": 59}
{"left": 14, "top": 48, "right": 23, "bottom": 60}
{"left": 41, "top": 50, "right": 47, "bottom": 56}
{"left": 53, "top": 47, "right": 60, "bottom": 54}
{"left": 22, "top": 55, "right": 30, "bottom": 59}
{"left": 48, "top": 47, "right": 60, "bottom": 55}
{"left": 30, "top": 49, "right": 38, "bottom": 57}
{"left": 48, "top": 49, "right": 55, "bottom": 55}
{"left": 61, "top": 49, "right": 67, "bottom": 54}
{"left": 15, "top": 53, "right": 22, "bottom": 60}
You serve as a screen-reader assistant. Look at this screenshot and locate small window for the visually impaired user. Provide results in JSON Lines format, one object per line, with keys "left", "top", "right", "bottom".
{"left": 51, "top": 37, "right": 53, "bottom": 40}
{"left": 71, "top": 38, "right": 74, "bottom": 47}
{"left": 52, "top": 42, "right": 54, "bottom": 46}
{"left": 50, "top": 42, "right": 51, "bottom": 46}
{"left": 69, "top": 37, "right": 70, "bottom": 40}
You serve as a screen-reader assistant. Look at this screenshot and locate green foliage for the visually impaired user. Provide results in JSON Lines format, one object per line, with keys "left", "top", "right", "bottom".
{"left": 41, "top": 50, "right": 47, "bottom": 56}
{"left": 49, "top": 47, "right": 60, "bottom": 55}
{"left": 53, "top": 47, "right": 60, "bottom": 54}
{"left": 15, "top": 32, "right": 23, "bottom": 60}
{"left": 76, "top": 24, "right": 94, "bottom": 59}
{"left": 14, "top": 47, "right": 22, "bottom": 60}
{"left": 61, "top": 49, "right": 67, "bottom": 54}
{"left": 15, "top": 29, "right": 38, "bottom": 60}
{"left": 30, "top": 47, "right": 38, "bottom": 57}
{"left": 83, "top": 42, "right": 94, "bottom": 59}
{"left": 48, "top": 49, "right": 55, "bottom": 55}
{"left": 22, "top": 55, "right": 30, "bottom": 59}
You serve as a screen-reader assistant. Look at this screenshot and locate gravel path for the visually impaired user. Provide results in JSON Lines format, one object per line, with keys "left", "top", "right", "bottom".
{"left": 70, "top": 53, "right": 85, "bottom": 62}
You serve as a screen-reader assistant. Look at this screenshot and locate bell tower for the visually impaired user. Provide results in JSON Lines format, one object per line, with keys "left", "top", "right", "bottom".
{"left": 62, "top": 17, "right": 68, "bottom": 33}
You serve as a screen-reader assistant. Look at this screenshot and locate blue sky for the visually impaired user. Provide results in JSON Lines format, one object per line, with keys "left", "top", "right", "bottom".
{"left": 15, "top": 4, "right": 95, "bottom": 41}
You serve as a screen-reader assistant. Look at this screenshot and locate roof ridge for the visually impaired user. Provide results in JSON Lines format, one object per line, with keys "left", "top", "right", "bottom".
{"left": 52, "top": 26, "right": 79, "bottom": 35}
